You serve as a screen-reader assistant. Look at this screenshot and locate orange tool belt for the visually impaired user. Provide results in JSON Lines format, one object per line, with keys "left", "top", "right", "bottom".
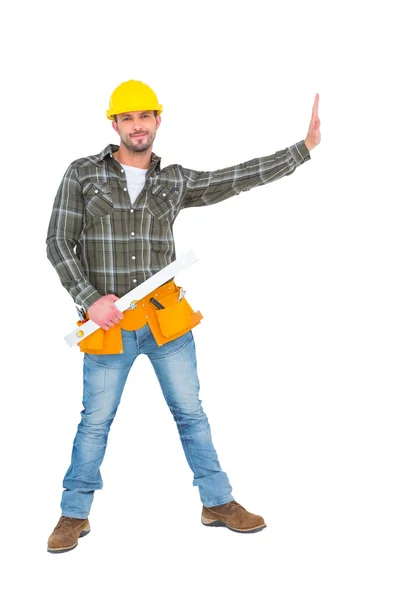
{"left": 76, "top": 280, "right": 203, "bottom": 354}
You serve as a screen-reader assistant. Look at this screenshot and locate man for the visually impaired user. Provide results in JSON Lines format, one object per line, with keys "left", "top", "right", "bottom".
{"left": 46, "top": 79, "right": 321, "bottom": 553}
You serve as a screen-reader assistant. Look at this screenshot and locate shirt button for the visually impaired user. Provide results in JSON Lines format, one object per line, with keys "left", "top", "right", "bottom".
{"left": 131, "top": 232, "right": 135, "bottom": 236}
{"left": 121, "top": 169, "right": 124, "bottom": 172}
{"left": 133, "top": 279, "right": 137, "bottom": 283}
{"left": 130, "top": 209, "right": 134, "bottom": 213}
{"left": 124, "top": 187, "right": 128, "bottom": 191}
{"left": 132, "top": 256, "right": 136, "bottom": 260}
{"left": 162, "top": 193, "right": 166, "bottom": 197}
{"left": 95, "top": 190, "right": 98, "bottom": 194}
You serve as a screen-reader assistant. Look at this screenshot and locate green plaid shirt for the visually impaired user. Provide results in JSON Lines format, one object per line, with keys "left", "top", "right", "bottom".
{"left": 46, "top": 141, "right": 310, "bottom": 309}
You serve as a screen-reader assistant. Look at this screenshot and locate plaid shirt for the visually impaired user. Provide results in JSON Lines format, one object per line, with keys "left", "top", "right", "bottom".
{"left": 46, "top": 141, "right": 310, "bottom": 309}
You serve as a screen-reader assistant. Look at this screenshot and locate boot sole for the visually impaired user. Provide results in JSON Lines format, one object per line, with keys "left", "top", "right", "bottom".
{"left": 201, "top": 515, "right": 266, "bottom": 533}
{"left": 47, "top": 527, "right": 91, "bottom": 554}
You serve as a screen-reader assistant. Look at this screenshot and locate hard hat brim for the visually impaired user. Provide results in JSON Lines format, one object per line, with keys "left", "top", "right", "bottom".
{"left": 106, "top": 105, "right": 163, "bottom": 120}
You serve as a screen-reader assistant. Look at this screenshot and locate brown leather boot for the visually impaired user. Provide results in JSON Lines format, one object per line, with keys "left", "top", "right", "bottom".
{"left": 201, "top": 501, "right": 266, "bottom": 533}
{"left": 47, "top": 516, "right": 91, "bottom": 553}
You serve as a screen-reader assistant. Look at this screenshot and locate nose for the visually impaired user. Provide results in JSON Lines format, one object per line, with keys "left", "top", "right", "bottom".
{"left": 131, "top": 117, "right": 145, "bottom": 131}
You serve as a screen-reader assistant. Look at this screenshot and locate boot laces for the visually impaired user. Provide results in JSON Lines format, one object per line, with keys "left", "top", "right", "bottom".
{"left": 55, "top": 516, "right": 80, "bottom": 530}
{"left": 223, "top": 501, "right": 244, "bottom": 512}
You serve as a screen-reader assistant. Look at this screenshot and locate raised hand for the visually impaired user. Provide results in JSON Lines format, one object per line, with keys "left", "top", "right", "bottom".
{"left": 305, "top": 93, "right": 321, "bottom": 152}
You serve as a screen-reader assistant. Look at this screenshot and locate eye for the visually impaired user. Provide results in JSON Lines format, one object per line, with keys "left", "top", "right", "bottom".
{"left": 141, "top": 114, "right": 150, "bottom": 118}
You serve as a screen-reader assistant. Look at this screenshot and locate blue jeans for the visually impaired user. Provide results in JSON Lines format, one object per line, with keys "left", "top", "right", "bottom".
{"left": 61, "top": 324, "right": 234, "bottom": 518}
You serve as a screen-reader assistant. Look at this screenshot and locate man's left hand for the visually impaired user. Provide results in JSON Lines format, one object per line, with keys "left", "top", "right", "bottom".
{"left": 305, "top": 93, "right": 321, "bottom": 152}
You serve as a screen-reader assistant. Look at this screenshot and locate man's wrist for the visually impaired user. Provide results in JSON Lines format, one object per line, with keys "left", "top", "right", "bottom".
{"left": 78, "top": 288, "right": 103, "bottom": 311}
{"left": 304, "top": 139, "right": 314, "bottom": 152}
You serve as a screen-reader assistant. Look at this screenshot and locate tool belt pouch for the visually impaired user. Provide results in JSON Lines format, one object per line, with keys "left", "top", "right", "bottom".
{"left": 77, "top": 320, "right": 123, "bottom": 354}
{"left": 155, "top": 293, "right": 201, "bottom": 339}
{"left": 155, "top": 296, "right": 192, "bottom": 337}
{"left": 77, "top": 325, "right": 104, "bottom": 352}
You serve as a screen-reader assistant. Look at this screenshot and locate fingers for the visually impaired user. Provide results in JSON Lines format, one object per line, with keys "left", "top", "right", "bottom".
{"left": 312, "top": 93, "right": 319, "bottom": 119}
{"left": 87, "top": 294, "right": 124, "bottom": 331}
{"left": 88, "top": 307, "right": 123, "bottom": 330}
{"left": 108, "top": 294, "right": 124, "bottom": 319}
{"left": 108, "top": 308, "right": 124, "bottom": 323}
{"left": 110, "top": 314, "right": 123, "bottom": 326}
{"left": 90, "top": 316, "right": 109, "bottom": 331}
{"left": 99, "top": 311, "right": 123, "bottom": 330}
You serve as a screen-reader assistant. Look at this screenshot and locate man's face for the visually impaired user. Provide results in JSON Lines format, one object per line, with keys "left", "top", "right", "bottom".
{"left": 112, "top": 111, "right": 161, "bottom": 153}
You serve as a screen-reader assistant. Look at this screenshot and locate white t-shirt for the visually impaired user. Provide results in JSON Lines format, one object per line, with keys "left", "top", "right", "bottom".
{"left": 120, "top": 163, "right": 147, "bottom": 205}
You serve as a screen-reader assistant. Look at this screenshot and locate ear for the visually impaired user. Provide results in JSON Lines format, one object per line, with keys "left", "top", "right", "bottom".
{"left": 112, "top": 120, "right": 119, "bottom": 134}
{"left": 155, "top": 115, "right": 161, "bottom": 130}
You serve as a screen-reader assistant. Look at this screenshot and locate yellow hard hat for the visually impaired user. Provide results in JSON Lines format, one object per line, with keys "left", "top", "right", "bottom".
{"left": 106, "top": 80, "right": 163, "bottom": 120}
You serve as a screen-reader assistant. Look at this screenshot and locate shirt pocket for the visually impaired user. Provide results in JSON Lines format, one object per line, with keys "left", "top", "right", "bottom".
{"left": 83, "top": 182, "right": 114, "bottom": 219}
{"left": 147, "top": 183, "right": 179, "bottom": 219}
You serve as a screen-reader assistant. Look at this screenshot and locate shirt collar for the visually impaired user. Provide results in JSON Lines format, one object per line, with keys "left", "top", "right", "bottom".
{"left": 95, "top": 144, "right": 161, "bottom": 170}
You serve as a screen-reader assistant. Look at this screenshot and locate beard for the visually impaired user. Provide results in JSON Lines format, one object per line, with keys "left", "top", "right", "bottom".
{"left": 120, "top": 130, "right": 155, "bottom": 154}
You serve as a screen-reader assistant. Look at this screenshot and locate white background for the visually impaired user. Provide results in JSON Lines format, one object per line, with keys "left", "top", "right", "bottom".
{"left": 1, "top": 0, "right": 399, "bottom": 598}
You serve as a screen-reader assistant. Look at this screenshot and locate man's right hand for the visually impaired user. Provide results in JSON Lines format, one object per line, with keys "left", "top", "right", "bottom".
{"left": 87, "top": 294, "right": 124, "bottom": 331}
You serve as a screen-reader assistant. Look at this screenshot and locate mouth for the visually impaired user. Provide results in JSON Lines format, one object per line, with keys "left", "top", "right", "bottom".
{"left": 131, "top": 133, "right": 148, "bottom": 139}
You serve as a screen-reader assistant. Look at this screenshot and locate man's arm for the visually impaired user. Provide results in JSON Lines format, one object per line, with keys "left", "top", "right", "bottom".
{"left": 180, "top": 93, "right": 320, "bottom": 209}
{"left": 180, "top": 140, "right": 310, "bottom": 208}
{"left": 46, "top": 164, "right": 103, "bottom": 310}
